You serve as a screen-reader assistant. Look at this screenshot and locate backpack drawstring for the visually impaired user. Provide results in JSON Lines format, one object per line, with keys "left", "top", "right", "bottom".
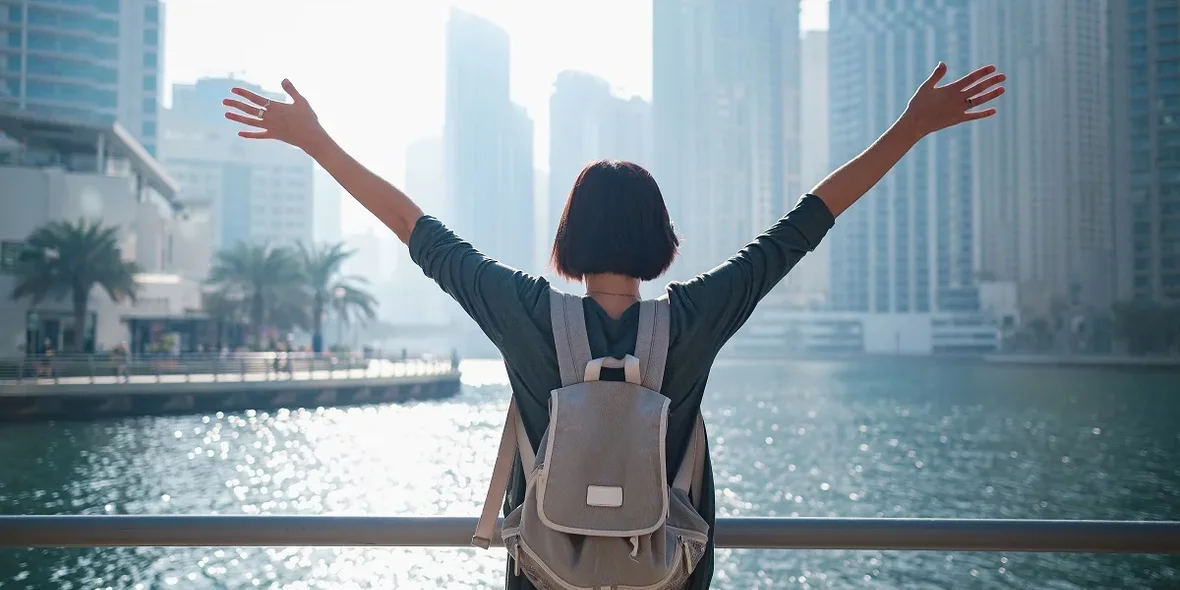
{"left": 629, "top": 535, "right": 640, "bottom": 558}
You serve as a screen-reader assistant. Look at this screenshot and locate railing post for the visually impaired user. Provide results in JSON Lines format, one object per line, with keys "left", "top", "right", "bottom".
{"left": 88, "top": 355, "right": 95, "bottom": 384}
{"left": 240, "top": 358, "right": 246, "bottom": 381}
{"left": 213, "top": 355, "right": 219, "bottom": 382}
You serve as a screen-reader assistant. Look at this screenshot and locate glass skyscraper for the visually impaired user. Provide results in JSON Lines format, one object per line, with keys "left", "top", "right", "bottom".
{"left": 0, "top": 0, "right": 162, "bottom": 154}
{"left": 1112, "top": 0, "right": 1180, "bottom": 304}
{"left": 652, "top": 0, "right": 801, "bottom": 281}
{"left": 444, "top": 9, "right": 534, "bottom": 274}
{"left": 827, "top": 0, "right": 976, "bottom": 314}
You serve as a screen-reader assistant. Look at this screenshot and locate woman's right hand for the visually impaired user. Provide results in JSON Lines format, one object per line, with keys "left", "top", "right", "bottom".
{"left": 222, "top": 79, "right": 327, "bottom": 152}
{"left": 898, "top": 62, "right": 1006, "bottom": 140}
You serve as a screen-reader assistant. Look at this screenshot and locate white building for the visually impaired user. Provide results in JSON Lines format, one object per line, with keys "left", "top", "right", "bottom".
{"left": 0, "top": 111, "right": 210, "bottom": 356}
{"left": 728, "top": 310, "right": 999, "bottom": 357}
{"left": 0, "top": 0, "right": 165, "bottom": 155}
{"left": 161, "top": 78, "right": 314, "bottom": 251}
{"left": 972, "top": 0, "right": 1112, "bottom": 314}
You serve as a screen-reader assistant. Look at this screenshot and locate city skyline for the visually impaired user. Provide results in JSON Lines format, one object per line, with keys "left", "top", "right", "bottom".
{"left": 162, "top": 0, "right": 831, "bottom": 235}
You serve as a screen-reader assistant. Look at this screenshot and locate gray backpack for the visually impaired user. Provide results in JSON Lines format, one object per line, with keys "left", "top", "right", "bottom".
{"left": 473, "top": 290, "right": 710, "bottom": 590}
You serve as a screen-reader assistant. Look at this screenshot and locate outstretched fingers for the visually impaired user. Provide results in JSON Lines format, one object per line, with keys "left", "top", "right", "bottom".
{"left": 951, "top": 65, "right": 997, "bottom": 91}
{"left": 967, "top": 85, "right": 1006, "bottom": 110}
{"left": 964, "top": 107, "right": 998, "bottom": 121}
{"left": 231, "top": 86, "right": 271, "bottom": 107}
{"left": 225, "top": 111, "right": 265, "bottom": 129}
{"left": 222, "top": 98, "right": 262, "bottom": 117}
{"left": 238, "top": 130, "right": 270, "bottom": 139}
{"left": 964, "top": 73, "right": 1006, "bottom": 97}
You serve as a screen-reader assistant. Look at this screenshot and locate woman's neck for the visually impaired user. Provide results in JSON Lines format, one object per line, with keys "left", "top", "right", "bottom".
{"left": 584, "top": 273, "right": 641, "bottom": 319}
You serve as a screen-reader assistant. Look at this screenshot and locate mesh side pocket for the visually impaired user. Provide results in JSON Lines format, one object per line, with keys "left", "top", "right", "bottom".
{"left": 505, "top": 536, "right": 567, "bottom": 590}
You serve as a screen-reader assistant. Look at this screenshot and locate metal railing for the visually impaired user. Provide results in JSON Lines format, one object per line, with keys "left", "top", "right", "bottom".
{"left": 1, "top": 516, "right": 1178, "bottom": 553}
{"left": 0, "top": 352, "right": 458, "bottom": 385}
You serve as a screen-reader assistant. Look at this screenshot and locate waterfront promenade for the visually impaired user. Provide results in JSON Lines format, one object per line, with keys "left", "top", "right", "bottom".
{"left": 0, "top": 353, "right": 461, "bottom": 421}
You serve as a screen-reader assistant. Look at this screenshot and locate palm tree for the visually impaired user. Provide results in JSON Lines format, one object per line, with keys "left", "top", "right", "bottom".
{"left": 206, "top": 242, "right": 303, "bottom": 346}
{"left": 298, "top": 242, "right": 377, "bottom": 353}
{"left": 9, "top": 219, "right": 140, "bottom": 352}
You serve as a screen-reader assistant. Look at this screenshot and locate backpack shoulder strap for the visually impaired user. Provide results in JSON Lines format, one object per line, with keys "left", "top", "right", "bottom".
{"left": 634, "top": 293, "right": 671, "bottom": 391}
{"left": 550, "top": 289, "right": 593, "bottom": 387}
{"left": 473, "top": 397, "right": 532, "bottom": 549}
{"left": 672, "top": 412, "right": 707, "bottom": 508}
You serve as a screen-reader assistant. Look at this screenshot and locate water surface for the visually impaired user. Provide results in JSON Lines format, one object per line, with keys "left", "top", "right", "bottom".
{"left": 2, "top": 358, "right": 1178, "bottom": 589}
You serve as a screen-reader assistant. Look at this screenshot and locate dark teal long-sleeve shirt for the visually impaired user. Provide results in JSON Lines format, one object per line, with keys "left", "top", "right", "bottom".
{"left": 409, "top": 194, "right": 835, "bottom": 589}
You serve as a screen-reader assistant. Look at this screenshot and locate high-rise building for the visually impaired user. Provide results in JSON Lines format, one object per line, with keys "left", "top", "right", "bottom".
{"left": 391, "top": 136, "right": 452, "bottom": 326}
{"left": 547, "top": 70, "right": 653, "bottom": 274}
{"left": 973, "top": 0, "right": 1112, "bottom": 314}
{"left": 653, "top": 0, "right": 801, "bottom": 280}
{"left": 780, "top": 29, "right": 830, "bottom": 309}
{"left": 827, "top": 0, "right": 976, "bottom": 314}
{"left": 0, "top": 0, "right": 164, "bottom": 154}
{"left": 161, "top": 78, "right": 314, "bottom": 250}
{"left": 406, "top": 136, "right": 445, "bottom": 218}
{"left": 444, "top": 9, "right": 534, "bottom": 274}
{"left": 1111, "top": 0, "right": 1180, "bottom": 305}
{"left": 533, "top": 168, "right": 549, "bottom": 272}
{"left": 312, "top": 166, "right": 342, "bottom": 246}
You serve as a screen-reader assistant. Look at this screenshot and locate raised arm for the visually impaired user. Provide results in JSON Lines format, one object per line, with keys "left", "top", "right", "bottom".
{"left": 813, "top": 62, "right": 1005, "bottom": 216}
{"left": 221, "top": 80, "right": 549, "bottom": 350}
{"left": 677, "top": 62, "right": 1006, "bottom": 349}
{"left": 222, "top": 80, "right": 424, "bottom": 244}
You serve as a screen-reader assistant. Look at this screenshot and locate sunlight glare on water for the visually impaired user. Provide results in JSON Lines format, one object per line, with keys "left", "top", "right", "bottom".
{"left": 1, "top": 358, "right": 1178, "bottom": 589}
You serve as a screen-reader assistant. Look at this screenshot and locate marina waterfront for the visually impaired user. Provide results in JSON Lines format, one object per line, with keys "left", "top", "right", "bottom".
{"left": 1, "top": 358, "right": 1178, "bottom": 589}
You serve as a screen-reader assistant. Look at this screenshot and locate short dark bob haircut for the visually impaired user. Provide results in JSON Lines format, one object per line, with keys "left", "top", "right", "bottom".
{"left": 550, "top": 160, "right": 679, "bottom": 282}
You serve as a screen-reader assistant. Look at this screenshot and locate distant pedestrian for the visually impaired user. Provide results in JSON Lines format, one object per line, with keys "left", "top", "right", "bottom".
{"left": 112, "top": 342, "right": 129, "bottom": 382}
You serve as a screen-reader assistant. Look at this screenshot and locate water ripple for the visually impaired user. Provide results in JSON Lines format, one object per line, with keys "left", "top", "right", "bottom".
{"left": 1, "top": 358, "right": 1178, "bottom": 588}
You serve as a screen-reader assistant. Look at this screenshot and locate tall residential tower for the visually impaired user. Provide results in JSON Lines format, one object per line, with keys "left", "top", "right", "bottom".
{"left": 653, "top": 0, "right": 801, "bottom": 280}
{"left": 972, "top": 0, "right": 1112, "bottom": 314}
{"left": 827, "top": 0, "right": 976, "bottom": 314}
{"left": 444, "top": 9, "right": 534, "bottom": 273}
{"left": 0, "top": 0, "right": 164, "bottom": 154}
{"left": 1111, "top": 0, "right": 1180, "bottom": 304}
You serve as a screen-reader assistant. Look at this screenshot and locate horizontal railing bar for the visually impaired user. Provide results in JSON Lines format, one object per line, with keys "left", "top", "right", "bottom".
{"left": 1, "top": 516, "right": 1177, "bottom": 553}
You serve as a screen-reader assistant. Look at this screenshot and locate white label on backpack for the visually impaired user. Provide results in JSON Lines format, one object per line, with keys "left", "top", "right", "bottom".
{"left": 586, "top": 485, "right": 623, "bottom": 507}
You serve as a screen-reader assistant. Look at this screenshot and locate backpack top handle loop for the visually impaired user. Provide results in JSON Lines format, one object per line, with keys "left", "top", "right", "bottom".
{"left": 583, "top": 354, "right": 642, "bottom": 384}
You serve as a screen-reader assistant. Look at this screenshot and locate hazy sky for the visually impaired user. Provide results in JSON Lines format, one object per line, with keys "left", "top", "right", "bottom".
{"left": 164, "top": 0, "right": 829, "bottom": 232}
